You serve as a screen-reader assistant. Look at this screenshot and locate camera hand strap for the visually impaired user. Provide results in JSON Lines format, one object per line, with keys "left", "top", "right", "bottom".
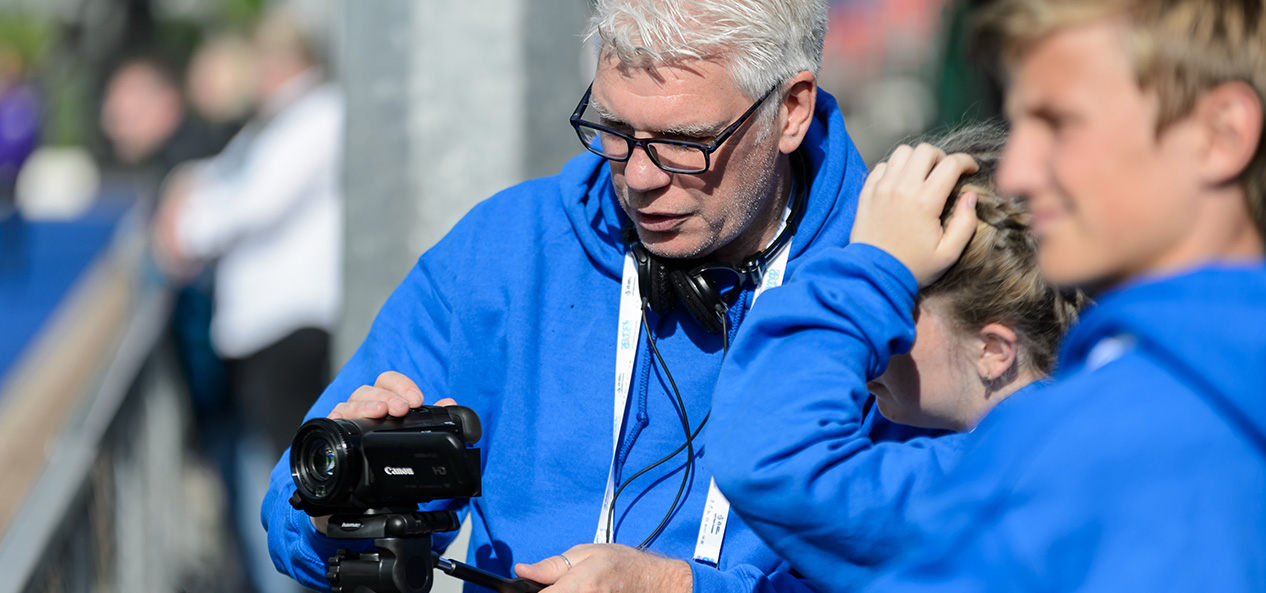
{"left": 596, "top": 207, "right": 795, "bottom": 566}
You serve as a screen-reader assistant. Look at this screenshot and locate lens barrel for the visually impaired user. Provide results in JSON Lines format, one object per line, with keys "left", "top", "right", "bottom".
{"left": 291, "top": 418, "right": 362, "bottom": 507}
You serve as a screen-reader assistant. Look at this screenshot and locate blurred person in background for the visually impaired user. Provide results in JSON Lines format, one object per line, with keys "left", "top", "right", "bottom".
{"left": 185, "top": 33, "right": 256, "bottom": 159}
{"left": 152, "top": 9, "right": 342, "bottom": 593}
{"left": 0, "top": 44, "right": 40, "bottom": 276}
{"left": 101, "top": 52, "right": 241, "bottom": 438}
{"left": 100, "top": 54, "right": 224, "bottom": 181}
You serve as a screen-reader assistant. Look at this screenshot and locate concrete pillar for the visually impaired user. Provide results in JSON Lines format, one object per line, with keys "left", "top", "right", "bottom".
{"left": 338, "top": 0, "right": 591, "bottom": 365}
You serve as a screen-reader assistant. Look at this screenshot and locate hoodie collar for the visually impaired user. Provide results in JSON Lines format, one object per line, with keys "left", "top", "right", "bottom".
{"left": 1060, "top": 262, "right": 1266, "bottom": 456}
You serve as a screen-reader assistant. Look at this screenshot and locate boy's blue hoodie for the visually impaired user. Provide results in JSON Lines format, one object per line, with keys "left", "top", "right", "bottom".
{"left": 709, "top": 243, "right": 1013, "bottom": 593}
{"left": 263, "top": 91, "right": 871, "bottom": 592}
{"left": 865, "top": 264, "right": 1266, "bottom": 592}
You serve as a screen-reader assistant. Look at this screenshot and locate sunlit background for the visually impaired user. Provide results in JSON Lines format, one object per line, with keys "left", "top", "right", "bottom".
{"left": 0, "top": 1, "right": 998, "bottom": 592}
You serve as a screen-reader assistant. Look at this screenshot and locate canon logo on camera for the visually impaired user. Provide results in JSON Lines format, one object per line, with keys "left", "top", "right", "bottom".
{"left": 383, "top": 466, "right": 415, "bottom": 476}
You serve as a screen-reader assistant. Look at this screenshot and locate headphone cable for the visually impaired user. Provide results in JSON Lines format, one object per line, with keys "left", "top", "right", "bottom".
{"left": 606, "top": 293, "right": 735, "bottom": 548}
{"left": 606, "top": 304, "right": 704, "bottom": 549}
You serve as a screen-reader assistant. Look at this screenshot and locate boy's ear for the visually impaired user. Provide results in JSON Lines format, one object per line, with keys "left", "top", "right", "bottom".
{"left": 1194, "top": 80, "right": 1264, "bottom": 187}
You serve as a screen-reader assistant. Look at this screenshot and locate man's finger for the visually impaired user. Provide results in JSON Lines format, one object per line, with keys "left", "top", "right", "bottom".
{"left": 329, "top": 399, "right": 391, "bottom": 420}
{"left": 345, "top": 387, "right": 410, "bottom": 416}
{"left": 375, "top": 371, "right": 425, "bottom": 407}
{"left": 348, "top": 384, "right": 390, "bottom": 402}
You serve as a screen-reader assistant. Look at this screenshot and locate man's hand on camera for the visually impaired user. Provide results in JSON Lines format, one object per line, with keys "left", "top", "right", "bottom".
{"left": 513, "top": 544, "right": 692, "bottom": 593}
{"left": 311, "top": 371, "right": 455, "bottom": 534}
{"left": 328, "top": 371, "right": 455, "bottom": 420}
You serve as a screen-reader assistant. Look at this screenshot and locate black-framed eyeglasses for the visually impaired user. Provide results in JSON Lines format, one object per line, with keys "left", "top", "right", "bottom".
{"left": 569, "top": 82, "right": 778, "bottom": 175}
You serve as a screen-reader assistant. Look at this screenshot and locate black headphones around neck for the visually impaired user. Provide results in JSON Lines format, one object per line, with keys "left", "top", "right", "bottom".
{"left": 629, "top": 152, "right": 809, "bottom": 335}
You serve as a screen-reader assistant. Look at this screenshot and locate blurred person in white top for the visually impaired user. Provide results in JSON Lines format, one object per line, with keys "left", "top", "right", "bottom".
{"left": 153, "top": 9, "right": 343, "bottom": 456}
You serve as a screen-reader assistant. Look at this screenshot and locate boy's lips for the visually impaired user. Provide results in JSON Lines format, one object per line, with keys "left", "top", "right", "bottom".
{"left": 1026, "top": 200, "right": 1064, "bottom": 236}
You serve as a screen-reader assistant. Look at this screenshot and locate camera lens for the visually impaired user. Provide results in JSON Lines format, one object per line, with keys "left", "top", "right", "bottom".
{"left": 308, "top": 438, "right": 337, "bottom": 478}
{"left": 291, "top": 418, "right": 360, "bottom": 508}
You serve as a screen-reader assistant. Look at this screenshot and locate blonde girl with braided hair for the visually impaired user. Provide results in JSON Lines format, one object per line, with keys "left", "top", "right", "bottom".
{"left": 707, "top": 121, "right": 1085, "bottom": 593}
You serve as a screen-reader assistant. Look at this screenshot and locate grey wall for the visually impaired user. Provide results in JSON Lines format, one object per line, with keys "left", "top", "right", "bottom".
{"left": 338, "top": 0, "right": 591, "bottom": 366}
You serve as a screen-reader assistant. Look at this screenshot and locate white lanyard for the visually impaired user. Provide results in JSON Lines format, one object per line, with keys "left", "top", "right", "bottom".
{"left": 595, "top": 210, "right": 795, "bottom": 567}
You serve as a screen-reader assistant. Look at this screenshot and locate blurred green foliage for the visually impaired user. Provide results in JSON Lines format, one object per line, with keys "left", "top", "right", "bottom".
{"left": 0, "top": 13, "right": 54, "bottom": 65}
{"left": 0, "top": 0, "right": 266, "bottom": 149}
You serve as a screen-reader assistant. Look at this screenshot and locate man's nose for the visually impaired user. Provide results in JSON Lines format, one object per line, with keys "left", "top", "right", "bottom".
{"left": 621, "top": 145, "right": 673, "bottom": 193}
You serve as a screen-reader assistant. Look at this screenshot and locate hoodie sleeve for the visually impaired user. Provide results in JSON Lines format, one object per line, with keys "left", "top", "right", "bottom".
{"left": 707, "top": 243, "right": 966, "bottom": 593}
{"left": 262, "top": 243, "right": 465, "bottom": 591}
{"left": 690, "top": 561, "right": 826, "bottom": 593}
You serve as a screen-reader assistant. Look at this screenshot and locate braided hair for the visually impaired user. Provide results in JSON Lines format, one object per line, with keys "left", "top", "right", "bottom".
{"left": 917, "top": 121, "right": 1087, "bottom": 375}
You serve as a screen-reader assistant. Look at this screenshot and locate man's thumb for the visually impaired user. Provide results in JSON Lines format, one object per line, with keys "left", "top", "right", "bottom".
{"left": 514, "top": 555, "right": 570, "bottom": 585}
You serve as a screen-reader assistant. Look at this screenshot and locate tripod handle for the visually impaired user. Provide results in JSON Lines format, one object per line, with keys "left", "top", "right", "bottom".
{"left": 433, "top": 555, "right": 545, "bottom": 593}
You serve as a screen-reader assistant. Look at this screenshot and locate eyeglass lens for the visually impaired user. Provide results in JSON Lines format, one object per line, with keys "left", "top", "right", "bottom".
{"left": 576, "top": 126, "right": 709, "bottom": 173}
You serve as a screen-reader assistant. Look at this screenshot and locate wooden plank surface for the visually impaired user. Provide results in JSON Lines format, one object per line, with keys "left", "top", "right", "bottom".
{"left": 0, "top": 247, "right": 135, "bottom": 535}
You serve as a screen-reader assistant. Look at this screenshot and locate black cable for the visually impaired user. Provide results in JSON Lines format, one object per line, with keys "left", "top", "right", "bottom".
{"left": 606, "top": 409, "right": 711, "bottom": 546}
{"left": 605, "top": 304, "right": 702, "bottom": 549}
{"left": 606, "top": 297, "right": 733, "bottom": 548}
{"left": 633, "top": 308, "right": 693, "bottom": 549}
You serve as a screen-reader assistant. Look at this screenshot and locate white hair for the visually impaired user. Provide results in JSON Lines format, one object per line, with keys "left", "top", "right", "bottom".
{"left": 585, "top": 0, "right": 829, "bottom": 102}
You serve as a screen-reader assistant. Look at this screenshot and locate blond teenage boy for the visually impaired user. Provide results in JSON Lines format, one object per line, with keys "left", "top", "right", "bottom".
{"left": 853, "top": 0, "right": 1266, "bottom": 590}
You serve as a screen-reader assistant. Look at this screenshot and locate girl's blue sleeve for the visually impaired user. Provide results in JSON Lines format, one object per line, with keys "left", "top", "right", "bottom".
{"left": 707, "top": 243, "right": 965, "bottom": 593}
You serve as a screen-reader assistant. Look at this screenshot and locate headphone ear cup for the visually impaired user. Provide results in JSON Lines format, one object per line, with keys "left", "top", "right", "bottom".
{"left": 636, "top": 244, "right": 677, "bottom": 316}
{"left": 670, "top": 268, "right": 726, "bottom": 335}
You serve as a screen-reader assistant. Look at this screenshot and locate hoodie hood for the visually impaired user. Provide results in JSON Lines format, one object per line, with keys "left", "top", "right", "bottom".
{"left": 1060, "top": 263, "right": 1266, "bottom": 456}
{"left": 559, "top": 89, "right": 864, "bottom": 279}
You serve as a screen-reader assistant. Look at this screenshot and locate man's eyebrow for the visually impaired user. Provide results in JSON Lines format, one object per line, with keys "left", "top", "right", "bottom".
{"left": 589, "top": 97, "right": 727, "bottom": 138}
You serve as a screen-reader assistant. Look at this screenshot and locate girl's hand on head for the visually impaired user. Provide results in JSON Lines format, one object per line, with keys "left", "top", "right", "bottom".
{"left": 850, "top": 143, "right": 980, "bottom": 287}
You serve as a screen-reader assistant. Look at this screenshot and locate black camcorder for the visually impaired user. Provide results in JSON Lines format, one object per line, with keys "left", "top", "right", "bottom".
{"left": 287, "top": 405, "right": 541, "bottom": 593}
{"left": 289, "top": 405, "right": 483, "bottom": 516}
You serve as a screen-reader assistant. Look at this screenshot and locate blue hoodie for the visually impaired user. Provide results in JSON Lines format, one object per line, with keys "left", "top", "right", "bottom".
{"left": 263, "top": 90, "right": 868, "bottom": 592}
{"left": 709, "top": 243, "right": 1032, "bottom": 593}
{"left": 865, "top": 263, "right": 1266, "bottom": 592}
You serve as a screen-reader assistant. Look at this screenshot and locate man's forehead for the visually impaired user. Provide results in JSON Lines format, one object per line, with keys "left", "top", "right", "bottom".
{"left": 590, "top": 62, "right": 744, "bottom": 134}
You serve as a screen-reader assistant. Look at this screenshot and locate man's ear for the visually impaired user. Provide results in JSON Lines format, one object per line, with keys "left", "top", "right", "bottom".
{"left": 975, "top": 322, "right": 1020, "bottom": 389}
{"left": 1194, "top": 80, "right": 1264, "bottom": 187}
{"left": 776, "top": 71, "right": 818, "bottom": 155}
